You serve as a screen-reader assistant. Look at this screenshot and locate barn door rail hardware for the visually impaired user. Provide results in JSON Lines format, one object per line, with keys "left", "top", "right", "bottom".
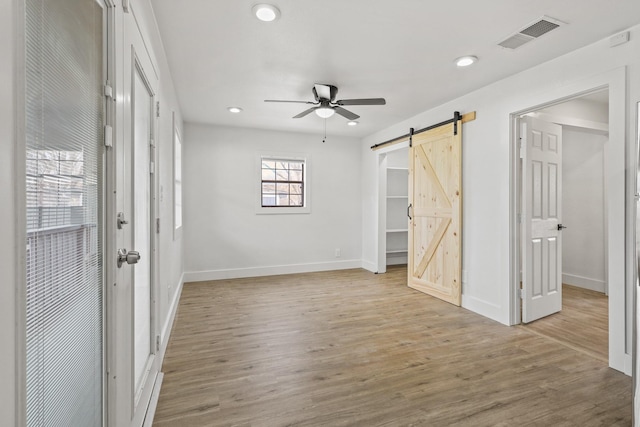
{"left": 370, "top": 111, "right": 476, "bottom": 151}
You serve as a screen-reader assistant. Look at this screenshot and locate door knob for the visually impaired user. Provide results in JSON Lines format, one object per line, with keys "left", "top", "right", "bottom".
{"left": 117, "top": 248, "right": 141, "bottom": 268}
{"left": 557, "top": 224, "right": 567, "bottom": 230}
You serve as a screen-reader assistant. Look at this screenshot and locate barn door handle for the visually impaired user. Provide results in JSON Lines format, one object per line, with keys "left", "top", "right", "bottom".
{"left": 407, "top": 203, "right": 413, "bottom": 220}
{"left": 557, "top": 224, "right": 567, "bottom": 230}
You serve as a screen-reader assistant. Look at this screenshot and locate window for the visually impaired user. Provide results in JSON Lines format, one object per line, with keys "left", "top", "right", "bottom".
{"left": 261, "top": 158, "right": 305, "bottom": 207}
{"left": 173, "top": 114, "right": 183, "bottom": 236}
{"left": 26, "top": 149, "right": 85, "bottom": 230}
{"left": 257, "top": 154, "right": 310, "bottom": 214}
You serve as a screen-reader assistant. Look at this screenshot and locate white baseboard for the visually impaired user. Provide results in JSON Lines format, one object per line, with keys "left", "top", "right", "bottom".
{"left": 361, "top": 259, "right": 377, "bottom": 273}
{"left": 386, "top": 255, "right": 407, "bottom": 266}
{"left": 142, "top": 372, "right": 164, "bottom": 427}
{"left": 145, "top": 275, "right": 183, "bottom": 426}
{"left": 562, "top": 273, "right": 606, "bottom": 293}
{"left": 159, "top": 273, "right": 184, "bottom": 363}
{"left": 184, "top": 259, "right": 362, "bottom": 282}
{"left": 461, "top": 294, "right": 506, "bottom": 325}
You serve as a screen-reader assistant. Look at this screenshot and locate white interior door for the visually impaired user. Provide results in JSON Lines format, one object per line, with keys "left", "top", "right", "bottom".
{"left": 521, "top": 116, "right": 563, "bottom": 323}
{"left": 132, "top": 63, "right": 154, "bottom": 402}
{"left": 118, "top": 8, "right": 159, "bottom": 425}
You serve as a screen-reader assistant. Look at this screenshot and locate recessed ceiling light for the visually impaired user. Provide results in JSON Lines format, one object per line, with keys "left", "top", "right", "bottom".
{"left": 315, "top": 107, "right": 335, "bottom": 118}
{"left": 455, "top": 56, "right": 478, "bottom": 67}
{"left": 252, "top": 4, "right": 281, "bottom": 22}
{"left": 347, "top": 121, "right": 359, "bottom": 126}
{"left": 228, "top": 107, "right": 243, "bottom": 113}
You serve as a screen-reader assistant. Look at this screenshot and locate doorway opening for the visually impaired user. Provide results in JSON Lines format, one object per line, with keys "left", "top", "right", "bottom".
{"left": 376, "top": 143, "right": 410, "bottom": 274}
{"left": 513, "top": 89, "right": 610, "bottom": 362}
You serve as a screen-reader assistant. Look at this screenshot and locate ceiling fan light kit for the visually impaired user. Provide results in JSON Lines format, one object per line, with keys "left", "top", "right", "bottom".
{"left": 265, "top": 84, "right": 386, "bottom": 121}
{"left": 252, "top": 4, "right": 280, "bottom": 22}
{"left": 315, "top": 107, "right": 335, "bottom": 118}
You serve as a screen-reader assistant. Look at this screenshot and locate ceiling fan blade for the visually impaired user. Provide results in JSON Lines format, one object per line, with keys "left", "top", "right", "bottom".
{"left": 293, "top": 107, "right": 318, "bottom": 118}
{"left": 335, "top": 98, "right": 386, "bottom": 106}
{"left": 314, "top": 84, "right": 332, "bottom": 100}
{"left": 265, "top": 99, "right": 316, "bottom": 104}
{"left": 333, "top": 106, "right": 360, "bottom": 120}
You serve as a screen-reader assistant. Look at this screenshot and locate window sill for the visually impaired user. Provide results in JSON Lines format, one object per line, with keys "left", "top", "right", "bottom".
{"left": 256, "top": 206, "right": 311, "bottom": 215}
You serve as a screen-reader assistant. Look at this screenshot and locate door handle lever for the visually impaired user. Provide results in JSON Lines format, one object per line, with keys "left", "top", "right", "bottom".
{"left": 557, "top": 224, "right": 567, "bottom": 230}
{"left": 407, "top": 203, "right": 413, "bottom": 220}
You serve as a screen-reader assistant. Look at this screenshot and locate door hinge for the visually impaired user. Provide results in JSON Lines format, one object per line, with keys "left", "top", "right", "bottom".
{"left": 156, "top": 101, "right": 160, "bottom": 118}
{"left": 122, "top": 0, "right": 130, "bottom": 13}
{"left": 156, "top": 335, "right": 161, "bottom": 352}
{"left": 150, "top": 161, "right": 155, "bottom": 174}
{"left": 104, "top": 83, "right": 113, "bottom": 99}
{"left": 104, "top": 125, "right": 113, "bottom": 147}
{"left": 519, "top": 288, "right": 524, "bottom": 299}
{"left": 150, "top": 137, "right": 156, "bottom": 148}
{"left": 519, "top": 138, "right": 525, "bottom": 159}
{"left": 156, "top": 218, "right": 160, "bottom": 234}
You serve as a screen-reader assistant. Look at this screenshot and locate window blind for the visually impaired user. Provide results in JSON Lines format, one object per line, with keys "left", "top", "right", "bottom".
{"left": 25, "top": 0, "right": 104, "bottom": 425}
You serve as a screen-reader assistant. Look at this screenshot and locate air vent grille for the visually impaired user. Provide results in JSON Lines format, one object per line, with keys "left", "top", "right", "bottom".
{"left": 520, "top": 19, "right": 560, "bottom": 38}
{"left": 498, "top": 16, "right": 562, "bottom": 49}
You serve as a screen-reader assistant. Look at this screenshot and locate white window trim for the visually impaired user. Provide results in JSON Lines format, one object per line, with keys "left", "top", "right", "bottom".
{"left": 256, "top": 152, "right": 311, "bottom": 214}
{"left": 173, "top": 112, "right": 183, "bottom": 239}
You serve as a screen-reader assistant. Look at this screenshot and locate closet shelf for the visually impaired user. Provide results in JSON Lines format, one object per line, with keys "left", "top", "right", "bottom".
{"left": 386, "top": 228, "right": 408, "bottom": 233}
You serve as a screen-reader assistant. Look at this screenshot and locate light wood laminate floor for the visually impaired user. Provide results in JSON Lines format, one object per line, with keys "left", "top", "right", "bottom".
{"left": 153, "top": 266, "right": 630, "bottom": 426}
{"left": 521, "top": 284, "right": 608, "bottom": 362}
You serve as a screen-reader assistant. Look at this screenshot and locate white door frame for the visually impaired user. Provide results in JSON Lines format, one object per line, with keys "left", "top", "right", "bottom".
{"left": 108, "top": 3, "right": 161, "bottom": 426}
{"left": 376, "top": 141, "right": 410, "bottom": 274}
{"left": 509, "top": 67, "right": 631, "bottom": 374}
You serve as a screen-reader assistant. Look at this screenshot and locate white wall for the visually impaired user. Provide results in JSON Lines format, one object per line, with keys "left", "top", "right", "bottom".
{"left": 541, "top": 97, "right": 609, "bottom": 125}
{"left": 183, "top": 124, "right": 362, "bottom": 281}
{"left": 361, "top": 24, "right": 640, "bottom": 375}
{"left": 0, "top": 0, "right": 16, "bottom": 425}
{"left": 562, "top": 128, "right": 608, "bottom": 292}
{"left": 144, "top": 0, "right": 185, "bottom": 346}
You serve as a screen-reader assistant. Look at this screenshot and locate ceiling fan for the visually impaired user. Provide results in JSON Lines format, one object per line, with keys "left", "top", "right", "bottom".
{"left": 265, "top": 84, "right": 386, "bottom": 120}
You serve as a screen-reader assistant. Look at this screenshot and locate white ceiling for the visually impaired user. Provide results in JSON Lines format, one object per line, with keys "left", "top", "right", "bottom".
{"left": 151, "top": 0, "right": 640, "bottom": 138}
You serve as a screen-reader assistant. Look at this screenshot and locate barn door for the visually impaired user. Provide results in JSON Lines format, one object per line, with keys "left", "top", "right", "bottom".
{"left": 521, "top": 116, "right": 563, "bottom": 322}
{"left": 408, "top": 120, "right": 462, "bottom": 306}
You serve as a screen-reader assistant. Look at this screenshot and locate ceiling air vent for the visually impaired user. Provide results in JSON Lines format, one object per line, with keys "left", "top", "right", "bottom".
{"left": 498, "top": 16, "right": 563, "bottom": 49}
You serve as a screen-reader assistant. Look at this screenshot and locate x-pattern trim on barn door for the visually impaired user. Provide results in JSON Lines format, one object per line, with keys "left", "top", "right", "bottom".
{"left": 406, "top": 112, "right": 475, "bottom": 307}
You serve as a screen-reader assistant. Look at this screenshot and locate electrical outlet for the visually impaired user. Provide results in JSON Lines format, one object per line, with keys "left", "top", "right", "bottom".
{"left": 335, "top": 248, "right": 341, "bottom": 258}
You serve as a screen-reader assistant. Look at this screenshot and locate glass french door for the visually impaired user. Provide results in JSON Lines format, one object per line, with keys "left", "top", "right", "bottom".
{"left": 24, "top": 0, "right": 106, "bottom": 425}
